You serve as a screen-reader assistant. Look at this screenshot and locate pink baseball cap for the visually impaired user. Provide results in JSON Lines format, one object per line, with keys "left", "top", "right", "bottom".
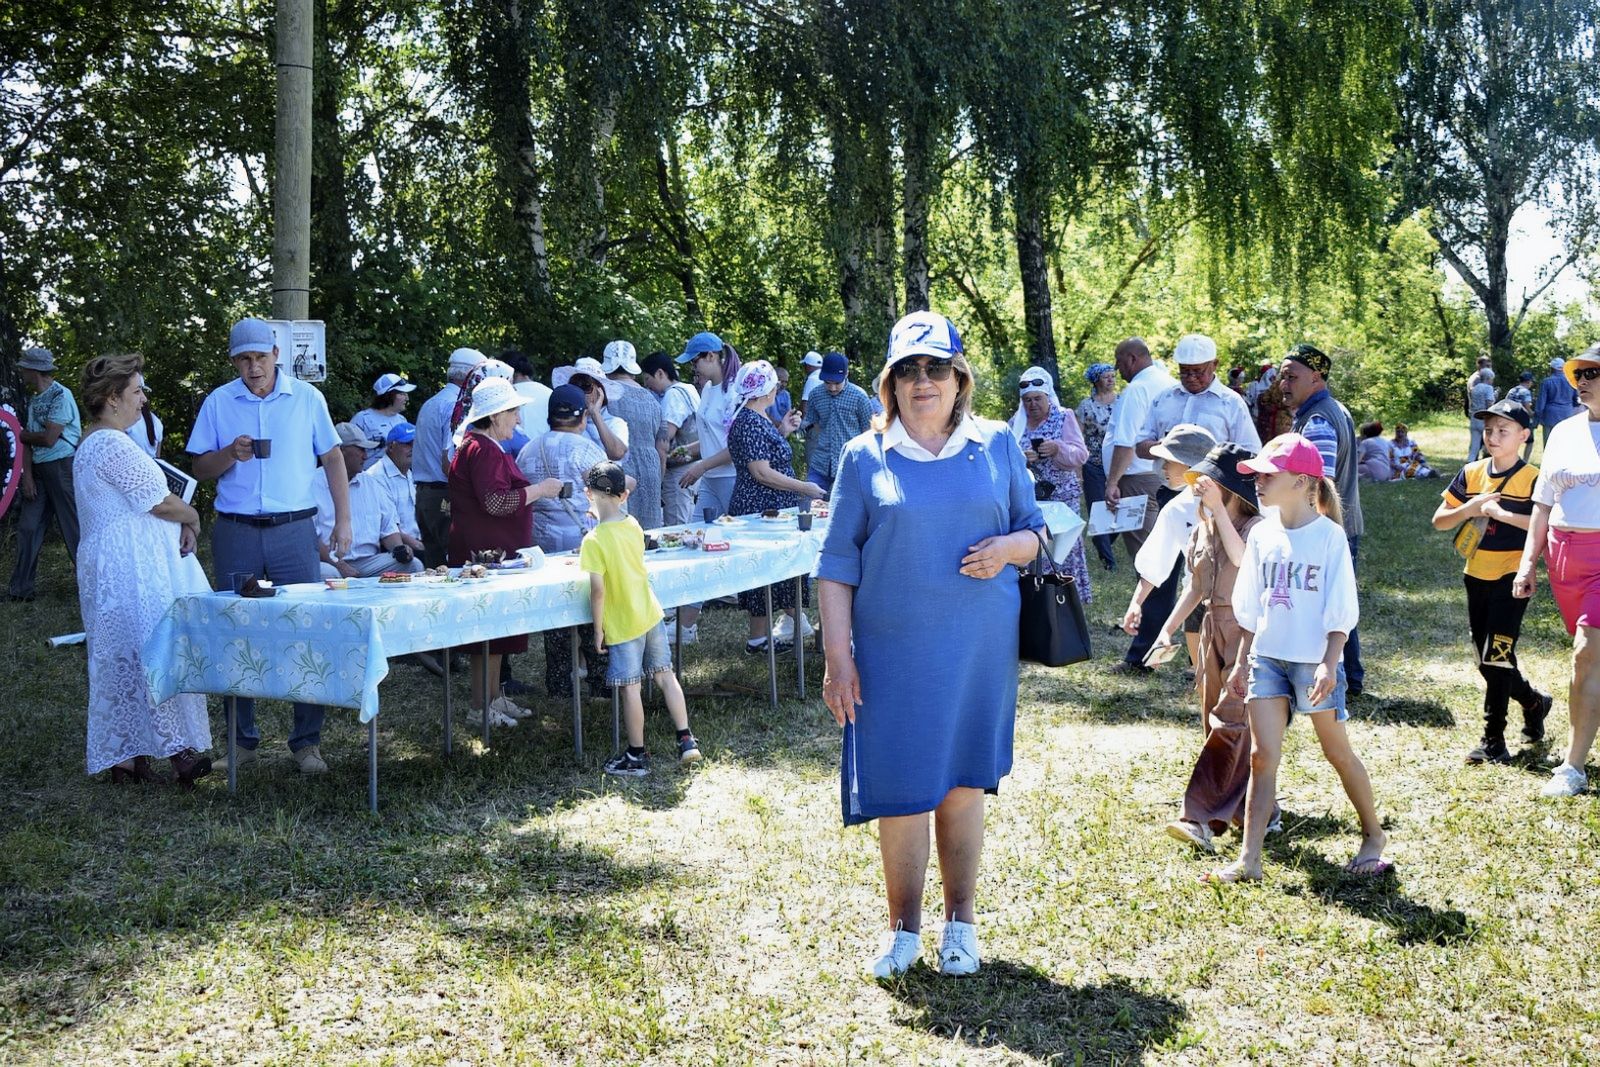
{"left": 1237, "top": 433, "right": 1325, "bottom": 479}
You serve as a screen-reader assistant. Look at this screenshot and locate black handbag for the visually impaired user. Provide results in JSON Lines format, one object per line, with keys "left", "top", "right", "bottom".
{"left": 1018, "top": 530, "right": 1092, "bottom": 667}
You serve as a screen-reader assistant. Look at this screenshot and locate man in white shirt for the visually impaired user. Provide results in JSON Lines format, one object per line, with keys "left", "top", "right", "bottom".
{"left": 640, "top": 351, "right": 700, "bottom": 525}
{"left": 314, "top": 424, "right": 421, "bottom": 580}
{"left": 1136, "top": 333, "right": 1261, "bottom": 458}
{"left": 1102, "top": 337, "right": 1175, "bottom": 549}
{"left": 370, "top": 421, "right": 424, "bottom": 553}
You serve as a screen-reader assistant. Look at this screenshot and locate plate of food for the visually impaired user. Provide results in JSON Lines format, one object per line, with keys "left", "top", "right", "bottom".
{"left": 378, "top": 571, "right": 414, "bottom": 585}
{"left": 711, "top": 515, "right": 740, "bottom": 526}
{"left": 760, "top": 509, "right": 791, "bottom": 522}
{"left": 458, "top": 563, "right": 493, "bottom": 581}
{"left": 655, "top": 531, "right": 692, "bottom": 551}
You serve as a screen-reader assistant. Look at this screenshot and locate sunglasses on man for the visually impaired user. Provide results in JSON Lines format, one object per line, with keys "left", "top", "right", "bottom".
{"left": 1572, "top": 365, "right": 1600, "bottom": 382}
{"left": 892, "top": 358, "right": 956, "bottom": 383}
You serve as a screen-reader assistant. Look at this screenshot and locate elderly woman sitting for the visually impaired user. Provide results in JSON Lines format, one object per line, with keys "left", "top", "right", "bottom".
{"left": 1008, "top": 365, "right": 1092, "bottom": 603}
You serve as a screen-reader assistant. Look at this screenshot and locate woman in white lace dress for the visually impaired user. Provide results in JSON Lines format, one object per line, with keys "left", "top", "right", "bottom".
{"left": 74, "top": 354, "right": 213, "bottom": 785}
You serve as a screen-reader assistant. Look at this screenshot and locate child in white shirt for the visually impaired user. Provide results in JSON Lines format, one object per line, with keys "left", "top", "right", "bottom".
{"left": 1208, "top": 433, "right": 1390, "bottom": 883}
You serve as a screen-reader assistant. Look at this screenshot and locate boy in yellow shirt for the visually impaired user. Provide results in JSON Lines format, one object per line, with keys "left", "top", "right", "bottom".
{"left": 580, "top": 462, "right": 700, "bottom": 777}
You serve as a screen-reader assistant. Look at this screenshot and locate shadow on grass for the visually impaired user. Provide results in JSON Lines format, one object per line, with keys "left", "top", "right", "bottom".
{"left": 888, "top": 962, "right": 1187, "bottom": 1063}
{"left": 1274, "top": 843, "right": 1476, "bottom": 947}
{"left": 1351, "top": 693, "right": 1456, "bottom": 728}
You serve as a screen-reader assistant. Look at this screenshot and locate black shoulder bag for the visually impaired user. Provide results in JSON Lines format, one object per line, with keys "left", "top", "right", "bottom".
{"left": 1017, "top": 530, "right": 1092, "bottom": 667}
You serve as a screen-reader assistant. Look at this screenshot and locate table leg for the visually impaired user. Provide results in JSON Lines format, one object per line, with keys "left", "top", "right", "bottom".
{"left": 673, "top": 606, "right": 684, "bottom": 681}
{"left": 368, "top": 718, "right": 378, "bottom": 814}
{"left": 765, "top": 584, "right": 778, "bottom": 711}
{"left": 570, "top": 626, "right": 583, "bottom": 762}
{"left": 226, "top": 696, "right": 237, "bottom": 795}
{"left": 442, "top": 650, "right": 452, "bottom": 756}
{"left": 481, "top": 640, "right": 491, "bottom": 746}
{"left": 795, "top": 576, "right": 806, "bottom": 701}
{"left": 612, "top": 685, "right": 621, "bottom": 752}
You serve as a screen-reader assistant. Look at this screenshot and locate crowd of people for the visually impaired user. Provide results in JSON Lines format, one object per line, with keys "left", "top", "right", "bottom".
{"left": 13, "top": 309, "right": 1600, "bottom": 980}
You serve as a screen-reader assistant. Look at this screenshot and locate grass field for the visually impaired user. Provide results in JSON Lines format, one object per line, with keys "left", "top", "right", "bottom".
{"left": 3, "top": 413, "right": 1599, "bottom": 1065}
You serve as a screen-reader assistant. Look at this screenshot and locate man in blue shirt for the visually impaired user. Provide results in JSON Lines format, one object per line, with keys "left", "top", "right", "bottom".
{"left": 187, "top": 318, "right": 352, "bottom": 774}
{"left": 801, "top": 352, "right": 874, "bottom": 493}
{"left": 1534, "top": 355, "right": 1580, "bottom": 449}
{"left": 7, "top": 346, "right": 82, "bottom": 601}
{"left": 412, "top": 347, "right": 486, "bottom": 568}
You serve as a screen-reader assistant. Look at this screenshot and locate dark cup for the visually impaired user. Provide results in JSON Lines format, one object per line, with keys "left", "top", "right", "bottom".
{"left": 798, "top": 512, "right": 813, "bottom": 531}
{"left": 251, "top": 439, "right": 273, "bottom": 459}
{"left": 703, "top": 507, "right": 717, "bottom": 524}
{"left": 230, "top": 571, "right": 254, "bottom": 595}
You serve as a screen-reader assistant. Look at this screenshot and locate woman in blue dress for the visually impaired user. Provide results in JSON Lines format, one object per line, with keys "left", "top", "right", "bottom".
{"left": 818, "top": 312, "right": 1045, "bottom": 981}
{"left": 727, "top": 360, "right": 825, "bottom": 652}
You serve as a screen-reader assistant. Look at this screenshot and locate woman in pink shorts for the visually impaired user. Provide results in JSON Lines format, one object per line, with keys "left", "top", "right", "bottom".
{"left": 1515, "top": 343, "right": 1600, "bottom": 797}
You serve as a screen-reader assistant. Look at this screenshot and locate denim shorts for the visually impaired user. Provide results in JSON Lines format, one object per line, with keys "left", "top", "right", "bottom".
{"left": 606, "top": 621, "right": 674, "bottom": 687}
{"left": 1246, "top": 654, "right": 1349, "bottom": 721}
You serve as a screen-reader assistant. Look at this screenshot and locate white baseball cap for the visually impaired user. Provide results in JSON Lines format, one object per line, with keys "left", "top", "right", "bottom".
{"left": 372, "top": 372, "right": 416, "bottom": 394}
{"left": 1174, "top": 333, "right": 1218, "bottom": 366}
{"left": 802, "top": 350, "right": 824, "bottom": 368}
{"left": 884, "top": 311, "right": 964, "bottom": 371}
{"left": 448, "top": 347, "right": 487, "bottom": 372}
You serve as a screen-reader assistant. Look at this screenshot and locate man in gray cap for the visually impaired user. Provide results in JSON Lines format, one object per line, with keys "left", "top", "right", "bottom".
{"left": 186, "top": 318, "right": 352, "bottom": 774}
{"left": 7, "top": 346, "right": 82, "bottom": 601}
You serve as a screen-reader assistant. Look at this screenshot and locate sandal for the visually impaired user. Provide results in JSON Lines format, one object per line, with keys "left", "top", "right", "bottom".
{"left": 169, "top": 748, "right": 213, "bottom": 788}
{"left": 109, "top": 756, "right": 159, "bottom": 785}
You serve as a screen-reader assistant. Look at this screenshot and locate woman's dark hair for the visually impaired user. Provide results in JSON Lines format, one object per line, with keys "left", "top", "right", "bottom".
{"left": 470, "top": 415, "right": 491, "bottom": 431}
{"left": 141, "top": 403, "right": 157, "bottom": 446}
{"left": 1360, "top": 420, "right": 1383, "bottom": 439}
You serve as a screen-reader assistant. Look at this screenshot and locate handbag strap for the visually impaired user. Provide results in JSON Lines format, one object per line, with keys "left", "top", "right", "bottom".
{"left": 1028, "top": 528, "right": 1058, "bottom": 576}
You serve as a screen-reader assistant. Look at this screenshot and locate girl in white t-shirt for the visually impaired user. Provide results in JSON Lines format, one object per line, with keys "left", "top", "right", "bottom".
{"left": 1208, "top": 433, "right": 1391, "bottom": 883}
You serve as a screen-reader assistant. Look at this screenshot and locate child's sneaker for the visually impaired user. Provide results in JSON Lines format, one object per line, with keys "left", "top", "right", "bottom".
{"left": 677, "top": 734, "right": 703, "bottom": 764}
{"left": 865, "top": 925, "right": 922, "bottom": 980}
{"left": 1466, "top": 737, "right": 1512, "bottom": 765}
{"left": 490, "top": 695, "right": 533, "bottom": 721}
{"left": 938, "top": 920, "right": 981, "bottom": 977}
{"left": 1522, "top": 691, "right": 1553, "bottom": 743}
{"left": 603, "top": 750, "right": 650, "bottom": 778}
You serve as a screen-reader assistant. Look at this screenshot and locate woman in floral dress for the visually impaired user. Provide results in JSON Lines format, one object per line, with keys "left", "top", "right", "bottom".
{"left": 1009, "top": 365, "right": 1093, "bottom": 602}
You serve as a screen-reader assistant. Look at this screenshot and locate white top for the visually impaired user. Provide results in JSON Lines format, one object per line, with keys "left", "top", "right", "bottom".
{"left": 411, "top": 383, "right": 460, "bottom": 483}
{"left": 370, "top": 455, "right": 420, "bottom": 540}
{"left": 1134, "top": 487, "right": 1200, "bottom": 586}
{"left": 583, "top": 412, "right": 630, "bottom": 451}
{"left": 696, "top": 381, "right": 737, "bottom": 480}
{"left": 659, "top": 381, "right": 699, "bottom": 432}
{"left": 1103, "top": 363, "right": 1176, "bottom": 475}
{"left": 312, "top": 466, "right": 400, "bottom": 559}
{"left": 1532, "top": 412, "right": 1600, "bottom": 529}
{"left": 802, "top": 370, "right": 824, "bottom": 401}
{"left": 1139, "top": 379, "right": 1262, "bottom": 453}
{"left": 350, "top": 408, "right": 407, "bottom": 467}
{"left": 881, "top": 415, "right": 988, "bottom": 462}
{"left": 1232, "top": 513, "right": 1359, "bottom": 663}
{"left": 515, "top": 380, "right": 552, "bottom": 438}
{"left": 125, "top": 410, "right": 164, "bottom": 458}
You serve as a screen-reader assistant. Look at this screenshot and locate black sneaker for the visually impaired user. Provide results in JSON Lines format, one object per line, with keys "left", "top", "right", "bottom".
{"left": 1466, "top": 738, "right": 1512, "bottom": 765}
{"left": 744, "top": 638, "right": 793, "bottom": 655}
{"left": 678, "top": 735, "right": 703, "bottom": 764}
{"left": 1522, "top": 692, "right": 1553, "bottom": 744}
{"left": 603, "top": 751, "right": 650, "bottom": 778}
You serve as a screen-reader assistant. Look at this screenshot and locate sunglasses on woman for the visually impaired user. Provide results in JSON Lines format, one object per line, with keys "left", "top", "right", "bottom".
{"left": 893, "top": 358, "right": 956, "bottom": 382}
{"left": 1573, "top": 365, "right": 1600, "bottom": 382}
{"left": 1019, "top": 378, "right": 1048, "bottom": 389}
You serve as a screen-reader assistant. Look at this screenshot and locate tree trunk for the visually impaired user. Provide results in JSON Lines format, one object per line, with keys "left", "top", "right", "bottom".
{"left": 1483, "top": 178, "right": 1514, "bottom": 370}
{"left": 654, "top": 137, "right": 701, "bottom": 320}
{"left": 587, "top": 89, "right": 620, "bottom": 266}
{"left": 901, "top": 108, "right": 932, "bottom": 314}
{"left": 486, "top": 0, "right": 551, "bottom": 304}
{"left": 1014, "top": 176, "right": 1058, "bottom": 382}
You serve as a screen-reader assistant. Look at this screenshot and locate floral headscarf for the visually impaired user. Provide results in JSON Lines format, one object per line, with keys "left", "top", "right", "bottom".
{"left": 733, "top": 359, "right": 779, "bottom": 408}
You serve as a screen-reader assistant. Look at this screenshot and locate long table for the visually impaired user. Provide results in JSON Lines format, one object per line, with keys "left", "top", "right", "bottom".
{"left": 142, "top": 503, "right": 1084, "bottom": 812}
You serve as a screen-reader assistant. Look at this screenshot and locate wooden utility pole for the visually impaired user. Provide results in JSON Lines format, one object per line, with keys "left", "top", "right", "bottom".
{"left": 272, "top": 0, "right": 312, "bottom": 321}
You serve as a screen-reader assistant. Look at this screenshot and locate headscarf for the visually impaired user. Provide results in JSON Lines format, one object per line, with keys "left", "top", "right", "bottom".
{"left": 450, "top": 358, "right": 515, "bottom": 443}
{"left": 1084, "top": 362, "right": 1114, "bottom": 388}
{"left": 733, "top": 359, "right": 779, "bottom": 407}
{"left": 1009, "top": 365, "right": 1060, "bottom": 441}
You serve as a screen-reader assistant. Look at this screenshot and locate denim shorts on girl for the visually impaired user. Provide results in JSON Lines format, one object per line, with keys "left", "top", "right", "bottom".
{"left": 1246, "top": 654, "right": 1349, "bottom": 721}
{"left": 606, "top": 621, "right": 674, "bottom": 687}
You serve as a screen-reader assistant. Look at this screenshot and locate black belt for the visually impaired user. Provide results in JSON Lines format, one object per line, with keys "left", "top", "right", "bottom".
{"left": 218, "top": 508, "right": 317, "bottom": 528}
{"left": 415, "top": 480, "right": 447, "bottom": 488}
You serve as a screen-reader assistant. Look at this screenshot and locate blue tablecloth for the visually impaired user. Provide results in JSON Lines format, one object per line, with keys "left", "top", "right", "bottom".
{"left": 144, "top": 519, "right": 827, "bottom": 722}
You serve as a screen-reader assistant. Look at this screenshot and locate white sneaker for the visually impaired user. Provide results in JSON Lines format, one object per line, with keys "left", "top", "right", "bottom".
{"left": 663, "top": 620, "right": 698, "bottom": 645}
{"left": 481, "top": 705, "right": 518, "bottom": 729}
{"left": 797, "top": 614, "right": 815, "bottom": 638}
{"left": 772, "top": 613, "right": 794, "bottom": 641}
{"left": 490, "top": 695, "right": 533, "bottom": 720}
{"left": 1541, "top": 763, "right": 1587, "bottom": 797}
{"left": 865, "top": 926, "right": 922, "bottom": 980}
{"left": 1265, "top": 810, "right": 1284, "bottom": 835}
{"left": 938, "top": 920, "right": 981, "bottom": 977}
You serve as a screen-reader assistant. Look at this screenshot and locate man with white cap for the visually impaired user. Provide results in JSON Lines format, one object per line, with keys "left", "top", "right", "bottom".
{"left": 601, "top": 339, "right": 664, "bottom": 529}
{"left": 1535, "top": 354, "right": 1580, "bottom": 449}
{"left": 798, "top": 350, "right": 825, "bottom": 415}
{"left": 413, "top": 347, "right": 485, "bottom": 569}
{"left": 313, "top": 423, "right": 421, "bottom": 579}
{"left": 7, "top": 345, "right": 82, "bottom": 601}
{"left": 350, "top": 372, "right": 417, "bottom": 469}
{"left": 187, "top": 317, "right": 352, "bottom": 774}
{"left": 1134, "top": 333, "right": 1260, "bottom": 459}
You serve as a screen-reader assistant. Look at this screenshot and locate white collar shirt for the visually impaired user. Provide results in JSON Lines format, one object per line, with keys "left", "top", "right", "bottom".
{"left": 313, "top": 466, "right": 398, "bottom": 560}
{"left": 882, "top": 414, "right": 986, "bottom": 462}
{"left": 1140, "top": 377, "right": 1263, "bottom": 454}
{"left": 1103, "top": 363, "right": 1176, "bottom": 475}
{"left": 371, "top": 455, "right": 420, "bottom": 539}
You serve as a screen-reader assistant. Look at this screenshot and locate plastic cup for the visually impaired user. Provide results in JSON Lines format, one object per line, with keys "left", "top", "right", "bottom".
{"left": 230, "top": 571, "right": 253, "bottom": 595}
